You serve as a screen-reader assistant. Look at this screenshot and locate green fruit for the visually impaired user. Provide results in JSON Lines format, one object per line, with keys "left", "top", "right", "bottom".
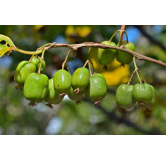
{"left": 116, "top": 41, "right": 135, "bottom": 64}
{"left": 116, "top": 84, "right": 135, "bottom": 109}
{"left": 84, "top": 74, "right": 107, "bottom": 102}
{"left": 31, "top": 55, "right": 46, "bottom": 74}
{"left": 98, "top": 41, "right": 116, "bottom": 65}
{"left": 132, "top": 83, "right": 153, "bottom": 104}
{"left": 45, "top": 79, "right": 64, "bottom": 104}
{"left": 24, "top": 73, "right": 49, "bottom": 105}
{"left": 54, "top": 69, "right": 71, "bottom": 94}
{"left": 72, "top": 67, "right": 90, "bottom": 92}
{"left": 140, "top": 85, "right": 155, "bottom": 109}
{"left": 68, "top": 87, "right": 83, "bottom": 103}
{"left": 14, "top": 61, "right": 36, "bottom": 86}
{"left": 93, "top": 73, "right": 106, "bottom": 83}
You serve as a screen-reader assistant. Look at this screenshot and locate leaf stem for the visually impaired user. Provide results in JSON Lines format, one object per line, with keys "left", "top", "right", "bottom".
{"left": 15, "top": 48, "right": 43, "bottom": 55}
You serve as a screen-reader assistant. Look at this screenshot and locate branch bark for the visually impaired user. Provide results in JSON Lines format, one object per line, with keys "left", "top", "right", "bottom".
{"left": 43, "top": 42, "right": 166, "bottom": 67}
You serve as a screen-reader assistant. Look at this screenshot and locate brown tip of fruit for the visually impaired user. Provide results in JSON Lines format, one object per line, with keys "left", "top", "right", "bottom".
{"left": 120, "top": 64, "right": 125, "bottom": 68}
{"left": 143, "top": 109, "right": 152, "bottom": 118}
{"left": 76, "top": 101, "right": 81, "bottom": 105}
{"left": 59, "top": 93, "right": 66, "bottom": 97}
{"left": 102, "top": 65, "right": 108, "bottom": 70}
{"left": 46, "top": 104, "right": 53, "bottom": 109}
{"left": 117, "top": 107, "right": 126, "bottom": 114}
{"left": 28, "top": 101, "right": 36, "bottom": 107}
{"left": 15, "top": 85, "right": 22, "bottom": 90}
{"left": 139, "top": 103, "right": 145, "bottom": 106}
{"left": 93, "top": 100, "right": 102, "bottom": 106}
{"left": 74, "top": 88, "right": 79, "bottom": 94}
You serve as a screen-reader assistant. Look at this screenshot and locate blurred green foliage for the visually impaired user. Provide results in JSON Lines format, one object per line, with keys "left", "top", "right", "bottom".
{"left": 1, "top": 25, "right": 166, "bottom": 135}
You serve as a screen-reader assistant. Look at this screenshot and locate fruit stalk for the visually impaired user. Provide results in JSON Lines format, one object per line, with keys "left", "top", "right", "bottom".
{"left": 109, "top": 30, "right": 120, "bottom": 42}
{"left": 62, "top": 49, "right": 72, "bottom": 69}
{"left": 120, "top": 25, "right": 126, "bottom": 45}
{"left": 37, "top": 49, "right": 45, "bottom": 74}
{"left": 127, "top": 69, "right": 137, "bottom": 85}
{"left": 138, "top": 70, "right": 146, "bottom": 83}
{"left": 88, "top": 61, "right": 92, "bottom": 76}
{"left": 133, "top": 57, "right": 142, "bottom": 84}
{"left": 37, "top": 43, "right": 52, "bottom": 51}
{"left": 88, "top": 47, "right": 95, "bottom": 72}
{"left": 65, "top": 63, "right": 71, "bottom": 74}
{"left": 83, "top": 60, "right": 89, "bottom": 68}
{"left": 29, "top": 54, "right": 35, "bottom": 62}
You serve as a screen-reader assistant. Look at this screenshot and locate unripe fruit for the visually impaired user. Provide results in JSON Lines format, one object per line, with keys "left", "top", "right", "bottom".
{"left": 116, "top": 84, "right": 135, "bottom": 109}
{"left": 24, "top": 73, "right": 49, "bottom": 106}
{"left": 45, "top": 79, "right": 64, "bottom": 105}
{"left": 98, "top": 41, "right": 116, "bottom": 65}
{"left": 116, "top": 41, "right": 135, "bottom": 65}
{"left": 132, "top": 83, "right": 153, "bottom": 104}
{"left": 68, "top": 87, "right": 84, "bottom": 104}
{"left": 14, "top": 61, "right": 36, "bottom": 86}
{"left": 53, "top": 69, "right": 71, "bottom": 94}
{"left": 84, "top": 74, "right": 107, "bottom": 105}
{"left": 31, "top": 55, "right": 46, "bottom": 74}
{"left": 140, "top": 85, "right": 155, "bottom": 109}
{"left": 72, "top": 67, "right": 90, "bottom": 93}
{"left": 93, "top": 73, "right": 106, "bottom": 83}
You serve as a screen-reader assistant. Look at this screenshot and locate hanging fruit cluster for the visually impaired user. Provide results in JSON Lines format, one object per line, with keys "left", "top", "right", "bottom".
{"left": 13, "top": 48, "right": 107, "bottom": 108}
{"left": 0, "top": 28, "right": 156, "bottom": 115}
{"left": 97, "top": 30, "right": 135, "bottom": 70}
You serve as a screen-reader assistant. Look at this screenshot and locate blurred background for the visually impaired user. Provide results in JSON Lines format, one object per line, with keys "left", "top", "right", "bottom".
{"left": 0, "top": 25, "right": 166, "bottom": 135}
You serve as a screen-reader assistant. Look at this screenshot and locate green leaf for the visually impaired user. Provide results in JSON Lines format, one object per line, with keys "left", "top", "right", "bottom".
{"left": 0, "top": 45, "right": 14, "bottom": 57}
{"left": 0, "top": 34, "right": 15, "bottom": 47}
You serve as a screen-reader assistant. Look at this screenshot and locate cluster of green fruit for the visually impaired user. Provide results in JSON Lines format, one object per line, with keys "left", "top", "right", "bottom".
{"left": 98, "top": 40, "right": 135, "bottom": 68}
{"left": 116, "top": 83, "right": 155, "bottom": 111}
{"left": 14, "top": 56, "right": 107, "bottom": 108}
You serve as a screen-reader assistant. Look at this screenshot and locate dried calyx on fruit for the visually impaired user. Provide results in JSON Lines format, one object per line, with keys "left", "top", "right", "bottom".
{"left": 68, "top": 87, "right": 84, "bottom": 104}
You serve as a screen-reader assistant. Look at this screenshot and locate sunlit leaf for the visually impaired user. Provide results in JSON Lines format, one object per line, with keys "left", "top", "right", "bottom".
{"left": 0, "top": 34, "right": 15, "bottom": 47}
{"left": 0, "top": 45, "right": 15, "bottom": 57}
